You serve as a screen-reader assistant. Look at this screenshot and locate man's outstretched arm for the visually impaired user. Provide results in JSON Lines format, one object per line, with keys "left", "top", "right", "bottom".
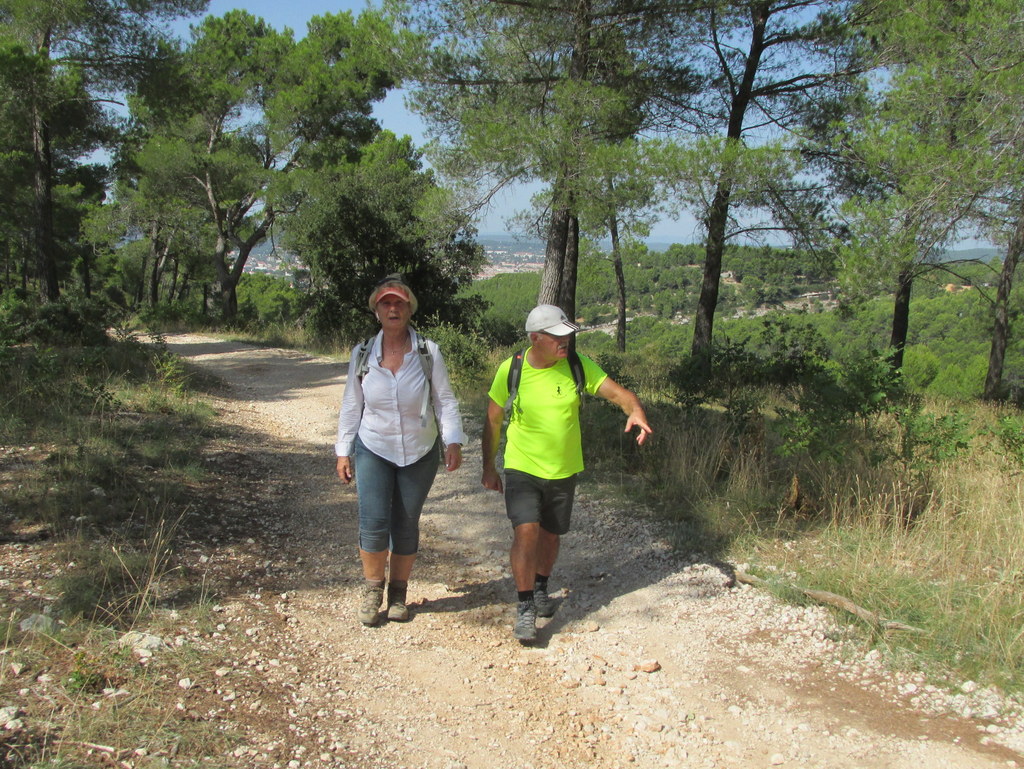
{"left": 596, "top": 378, "right": 653, "bottom": 445}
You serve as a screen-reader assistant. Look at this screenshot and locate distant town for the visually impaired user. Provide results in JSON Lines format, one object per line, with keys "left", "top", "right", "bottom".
{"left": 241, "top": 235, "right": 1000, "bottom": 283}
{"left": 473, "top": 234, "right": 546, "bottom": 277}
{"left": 242, "top": 234, "right": 549, "bottom": 281}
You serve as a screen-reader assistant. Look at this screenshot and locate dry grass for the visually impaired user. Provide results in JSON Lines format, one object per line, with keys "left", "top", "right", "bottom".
{"left": 624, "top": 396, "right": 1024, "bottom": 692}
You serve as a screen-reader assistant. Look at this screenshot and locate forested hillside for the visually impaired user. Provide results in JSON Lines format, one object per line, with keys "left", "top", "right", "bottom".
{"left": 467, "top": 243, "right": 1017, "bottom": 401}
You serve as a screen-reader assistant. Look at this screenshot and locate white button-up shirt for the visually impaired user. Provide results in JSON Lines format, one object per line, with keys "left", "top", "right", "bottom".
{"left": 335, "top": 330, "right": 466, "bottom": 466}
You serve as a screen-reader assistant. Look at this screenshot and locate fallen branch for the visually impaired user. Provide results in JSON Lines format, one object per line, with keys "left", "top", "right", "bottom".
{"left": 734, "top": 569, "right": 926, "bottom": 635}
{"left": 58, "top": 741, "right": 135, "bottom": 769}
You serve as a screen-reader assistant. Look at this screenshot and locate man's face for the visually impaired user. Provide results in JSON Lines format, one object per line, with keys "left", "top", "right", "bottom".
{"left": 531, "top": 330, "right": 573, "bottom": 363}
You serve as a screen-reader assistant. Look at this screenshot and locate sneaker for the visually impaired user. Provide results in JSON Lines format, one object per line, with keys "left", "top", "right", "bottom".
{"left": 386, "top": 585, "right": 409, "bottom": 622}
{"left": 513, "top": 600, "right": 537, "bottom": 643}
{"left": 533, "top": 584, "right": 556, "bottom": 618}
{"left": 358, "top": 584, "right": 383, "bottom": 626}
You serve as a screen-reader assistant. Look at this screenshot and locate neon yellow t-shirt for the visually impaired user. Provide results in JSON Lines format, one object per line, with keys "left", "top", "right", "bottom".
{"left": 487, "top": 351, "right": 607, "bottom": 480}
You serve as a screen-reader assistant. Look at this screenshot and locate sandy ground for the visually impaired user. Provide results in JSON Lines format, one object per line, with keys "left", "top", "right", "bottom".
{"left": 164, "top": 333, "right": 1023, "bottom": 769}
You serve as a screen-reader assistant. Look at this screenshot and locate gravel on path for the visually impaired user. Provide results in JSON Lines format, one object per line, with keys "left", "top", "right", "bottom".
{"left": 166, "top": 333, "right": 1024, "bottom": 769}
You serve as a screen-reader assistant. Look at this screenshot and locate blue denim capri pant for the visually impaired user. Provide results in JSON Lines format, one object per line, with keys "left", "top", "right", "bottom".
{"left": 353, "top": 435, "right": 440, "bottom": 555}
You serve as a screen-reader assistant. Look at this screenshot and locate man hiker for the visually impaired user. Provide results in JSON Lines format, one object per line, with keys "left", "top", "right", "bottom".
{"left": 481, "top": 304, "right": 652, "bottom": 643}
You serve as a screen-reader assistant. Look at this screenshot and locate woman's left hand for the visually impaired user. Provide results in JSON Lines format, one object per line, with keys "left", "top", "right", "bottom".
{"left": 445, "top": 443, "right": 462, "bottom": 472}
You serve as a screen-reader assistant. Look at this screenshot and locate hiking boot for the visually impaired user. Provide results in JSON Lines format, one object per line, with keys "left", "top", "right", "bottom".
{"left": 533, "top": 584, "right": 556, "bottom": 618}
{"left": 513, "top": 600, "right": 537, "bottom": 643}
{"left": 386, "top": 584, "right": 409, "bottom": 622}
{"left": 358, "top": 584, "right": 384, "bottom": 626}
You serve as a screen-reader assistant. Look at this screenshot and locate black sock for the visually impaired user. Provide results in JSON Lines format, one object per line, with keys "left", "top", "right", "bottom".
{"left": 388, "top": 581, "right": 407, "bottom": 601}
{"left": 534, "top": 574, "right": 549, "bottom": 590}
{"left": 517, "top": 590, "right": 534, "bottom": 603}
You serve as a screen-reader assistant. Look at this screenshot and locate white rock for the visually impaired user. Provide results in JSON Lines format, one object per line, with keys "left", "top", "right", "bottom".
{"left": 19, "top": 614, "right": 56, "bottom": 634}
{"left": 119, "top": 631, "right": 165, "bottom": 652}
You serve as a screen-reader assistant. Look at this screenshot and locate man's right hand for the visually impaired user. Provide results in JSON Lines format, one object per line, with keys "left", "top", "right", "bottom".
{"left": 481, "top": 466, "right": 503, "bottom": 493}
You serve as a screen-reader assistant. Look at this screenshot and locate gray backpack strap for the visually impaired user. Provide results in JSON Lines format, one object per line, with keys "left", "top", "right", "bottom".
{"left": 353, "top": 336, "right": 374, "bottom": 383}
{"left": 357, "top": 331, "right": 435, "bottom": 426}
{"left": 414, "top": 333, "right": 434, "bottom": 427}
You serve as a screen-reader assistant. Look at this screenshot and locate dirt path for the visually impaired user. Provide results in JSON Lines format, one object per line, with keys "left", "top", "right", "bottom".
{"left": 166, "top": 333, "right": 1023, "bottom": 769}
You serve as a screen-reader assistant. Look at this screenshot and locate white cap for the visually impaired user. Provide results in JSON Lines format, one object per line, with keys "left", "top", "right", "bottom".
{"left": 525, "top": 304, "right": 580, "bottom": 336}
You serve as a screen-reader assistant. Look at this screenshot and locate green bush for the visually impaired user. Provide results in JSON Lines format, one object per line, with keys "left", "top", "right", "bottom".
{"left": 990, "top": 413, "right": 1024, "bottom": 469}
{"left": 137, "top": 299, "right": 214, "bottom": 331}
{"left": 928, "top": 354, "right": 988, "bottom": 400}
{"left": 902, "top": 345, "right": 941, "bottom": 390}
{"left": 420, "top": 321, "right": 491, "bottom": 392}
{"left": 0, "top": 292, "right": 112, "bottom": 346}
{"left": 236, "top": 273, "right": 308, "bottom": 326}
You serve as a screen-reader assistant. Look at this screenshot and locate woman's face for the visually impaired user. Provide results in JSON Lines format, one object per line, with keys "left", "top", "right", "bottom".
{"left": 376, "top": 296, "right": 412, "bottom": 329}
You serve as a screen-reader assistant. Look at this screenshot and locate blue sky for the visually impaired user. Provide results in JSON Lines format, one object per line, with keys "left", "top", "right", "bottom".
{"left": 171, "top": 1, "right": 701, "bottom": 243}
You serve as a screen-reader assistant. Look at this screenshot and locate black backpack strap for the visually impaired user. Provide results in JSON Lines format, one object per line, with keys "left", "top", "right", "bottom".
{"left": 505, "top": 348, "right": 586, "bottom": 413}
{"left": 504, "top": 349, "right": 525, "bottom": 411}
{"left": 568, "top": 350, "right": 586, "bottom": 396}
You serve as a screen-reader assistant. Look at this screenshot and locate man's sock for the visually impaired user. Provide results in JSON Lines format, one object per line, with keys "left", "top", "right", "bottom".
{"left": 517, "top": 590, "right": 534, "bottom": 603}
{"left": 534, "top": 574, "right": 549, "bottom": 591}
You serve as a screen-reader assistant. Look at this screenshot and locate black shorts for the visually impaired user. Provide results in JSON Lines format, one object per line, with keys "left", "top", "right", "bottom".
{"left": 504, "top": 469, "right": 577, "bottom": 535}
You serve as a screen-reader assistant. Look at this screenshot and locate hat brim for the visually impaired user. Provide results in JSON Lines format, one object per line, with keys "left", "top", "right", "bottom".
{"left": 535, "top": 320, "right": 579, "bottom": 336}
{"left": 374, "top": 288, "right": 411, "bottom": 305}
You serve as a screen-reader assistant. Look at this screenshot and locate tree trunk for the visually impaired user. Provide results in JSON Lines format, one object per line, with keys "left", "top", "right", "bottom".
{"left": 20, "top": 235, "right": 29, "bottom": 290}
{"left": 148, "top": 223, "right": 166, "bottom": 306}
{"left": 537, "top": 4, "right": 591, "bottom": 319}
{"left": 213, "top": 214, "right": 272, "bottom": 320}
{"left": 169, "top": 259, "right": 180, "bottom": 302}
{"left": 135, "top": 250, "right": 148, "bottom": 307}
{"left": 539, "top": 205, "right": 571, "bottom": 309}
{"left": 220, "top": 281, "right": 239, "bottom": 318}
{"left": 689, "top": 3, "right": 769, "bottom": 370}
{"left": 31, "top": 98, "right": 60, "bottom": 301}
{"left": 608, "top": 213, "right": 626, "bottom": 352}
{"left": 212, "top": 233, "right": 237, "bottom": 319}
{"left": 81, "top": 248, "right": 92, "bottom": 298}
{"left": 984, "top": 207, "right": 1024, "bottom": 400}
{"left": 691, "top": 181, "right": 731, "bottom": 370}
{"left": 889, "top": 268, "right": 913, "bottom": 371}
{"left": 560, "top": 214, "right": 579, "bottom": 320}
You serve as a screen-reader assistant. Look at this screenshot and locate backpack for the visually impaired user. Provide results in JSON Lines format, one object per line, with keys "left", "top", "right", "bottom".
{"left": 504, "top": 348, "right": 586, "bottom": 414}
{"left": 352, "top": 332, "right": 435, "bottom": 426}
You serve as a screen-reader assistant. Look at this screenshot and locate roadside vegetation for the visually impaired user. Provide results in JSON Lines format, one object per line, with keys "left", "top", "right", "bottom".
{"left": 0, "top": 298, "right": 245, "bottom": 765}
